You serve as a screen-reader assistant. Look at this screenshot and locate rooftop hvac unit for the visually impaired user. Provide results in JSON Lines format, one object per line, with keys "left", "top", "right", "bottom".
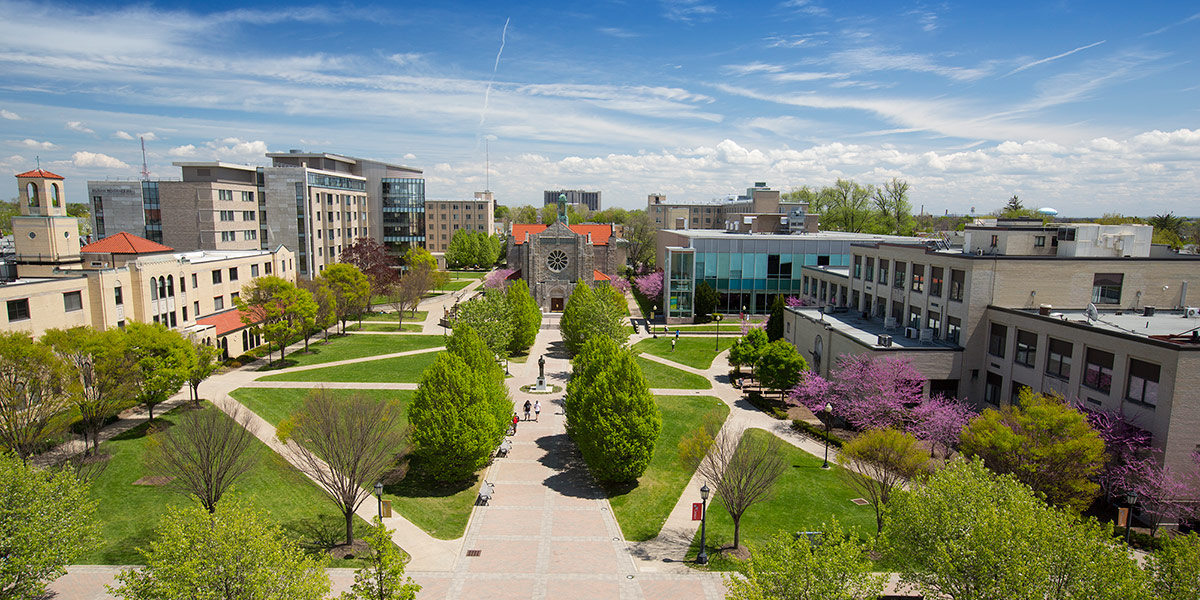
{"left": 1186, "top": 307, "right": 1199, "bottom": 318}
{"left": 905, "top": 327, "right": 918, "bottom": 339}
{"left": 877, "top": 334, "right": 893, "bottom": 347}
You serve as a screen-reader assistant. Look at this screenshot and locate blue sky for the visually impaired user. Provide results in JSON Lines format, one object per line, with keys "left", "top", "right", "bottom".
{"left": 1, "top": 0, "right": 1198, "bottom": 215}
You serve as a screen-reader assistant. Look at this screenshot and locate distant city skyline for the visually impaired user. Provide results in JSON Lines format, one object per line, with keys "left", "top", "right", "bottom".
{"left": 1, "top": 0, "right": 1198, "bottom": 215}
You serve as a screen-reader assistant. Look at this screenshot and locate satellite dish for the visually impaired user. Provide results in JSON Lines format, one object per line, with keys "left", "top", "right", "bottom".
{"left": 1037, "top": 207, "right": 1059, "bottom": 216}
{"left": 1086, "top": 303, "right": 1099, "bottom": 323}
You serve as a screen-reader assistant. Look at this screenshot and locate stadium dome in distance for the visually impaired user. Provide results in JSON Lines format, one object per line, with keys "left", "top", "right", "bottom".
{"left": 1036, "top": 207, "right": 1059, "bottom": 216}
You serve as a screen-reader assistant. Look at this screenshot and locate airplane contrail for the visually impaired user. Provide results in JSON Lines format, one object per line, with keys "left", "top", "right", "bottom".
{"left": 479, "top": 17, "right": 510, "bottom": 128}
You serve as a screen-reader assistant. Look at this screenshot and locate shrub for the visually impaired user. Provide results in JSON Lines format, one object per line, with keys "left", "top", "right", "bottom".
{"left": 792, "top": 419, "right": 845, "bottom": 449}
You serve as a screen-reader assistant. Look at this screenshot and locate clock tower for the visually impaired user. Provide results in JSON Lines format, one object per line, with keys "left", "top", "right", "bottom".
{"left": 13, "top": 168, "right": 82, "bottom": 276}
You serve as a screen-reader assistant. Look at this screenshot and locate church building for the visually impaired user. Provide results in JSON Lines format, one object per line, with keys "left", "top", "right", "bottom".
{"left": 506, "top": 197, "right": 626, "bottom": 311}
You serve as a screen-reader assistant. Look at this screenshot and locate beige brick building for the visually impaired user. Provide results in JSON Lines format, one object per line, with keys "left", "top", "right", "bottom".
{"left": 648, "top": 182, "right": 819, "bottom": 234}
{"left": 787, "top": 218, "right": 1200, "bottom": 473}
{"left": 5, "top": 169, "right": 294, "bottom": 359}
{"left": 424, "top": 191, "right": 496, "bottom": 253}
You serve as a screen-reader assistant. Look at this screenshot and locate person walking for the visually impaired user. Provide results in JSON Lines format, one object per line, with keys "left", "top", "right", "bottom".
{"left": 523, "top": 399, "right": 532, "bottom": 421}
{"left": 511, "top": 413, "right": 520, "bottom": 434}
{"left": 671, "top": 338, "right": 677, "bottom": 352}
{"left": 533, "top": 400, "right": 541, "bottom": 422}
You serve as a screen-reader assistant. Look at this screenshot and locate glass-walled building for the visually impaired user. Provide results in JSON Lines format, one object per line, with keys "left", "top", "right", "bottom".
{"left": 656, "top": 229, "right": 921, "bottom": 322}
{"left": 381, "top": 177, "right": 425, "bottom": 255}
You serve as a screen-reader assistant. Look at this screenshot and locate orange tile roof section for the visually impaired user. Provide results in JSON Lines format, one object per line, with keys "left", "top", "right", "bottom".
{"left": 15, "top": 168, "right": 65, "bottom": 179}
{"left": 511, "top": 223, "right": 612, "bottom": 245}
{"left": 593, "top": 270, "right": 610, "bottom": 281}
{"left": 196, "top": 309, "right": 253, "bottom": 337}
{"left": 80, "top": 231, "right": 175, "bottom": 254}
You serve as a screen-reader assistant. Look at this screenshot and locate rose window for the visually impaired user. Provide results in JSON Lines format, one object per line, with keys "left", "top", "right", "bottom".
{"left": 546, "top": 250, "right": 568, "bottom": 273}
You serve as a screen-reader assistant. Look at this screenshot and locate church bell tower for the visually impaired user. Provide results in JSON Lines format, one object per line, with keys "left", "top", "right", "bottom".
{"left": 13, "top": 168, "right": 82, "bottom": 275}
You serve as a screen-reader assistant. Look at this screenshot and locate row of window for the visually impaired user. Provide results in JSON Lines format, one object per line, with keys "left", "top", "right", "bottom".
{"left": 219, "top": 230, "right": 258, "bottom": 242}
{"left": 988, "top": 322, "right": 1160, "bottom": 406}
{"left": 314, "top": 228, "right": 363, "bottom": 239}
{"left": 218, "top": 210, "right": 257, "bottom": 222}
{"left": 214, "top": 190, "right": 257, "bottom": 203}
{"left": 6, "top": 290, "right": 84, "bottom": 322}
{"left": 853, "top": 256, "right": 966, "bottom": 301}
{"left": 314, "top": 211, "right": 362, "bottom": 222}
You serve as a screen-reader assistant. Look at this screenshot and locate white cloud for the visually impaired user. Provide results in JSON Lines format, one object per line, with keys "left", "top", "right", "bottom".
{"left": 66, "top": 121, "right": 95, "bottom": 134}
{"left": 598, "top": 27, "right": 639, "bottom": 38}
{"left": 13, "top": 138, "right": 55, "bottom": 149}
{"left": 1006, "top": 40, "right": 1106, "bottom": 76}
{"left": 113, "top": 131, "right": 134, "bottom": 140}
{"left": 770, "top": 71, "right": 848, "bottom": 82}
{"left": 387, "top": 53, "right": 424, "bottom": 67}
{"left": 780, "top": 0, "right": 829, "bottom": 17}
{"left": 0, "top": 155, "right": 27, "bottom": 167}
{"left": 167, "top": 138, "right": 268, "bottom": 161}
{"left": 138, "top": 132, "right": 158, "bottom": 141}
{"left": 825, "top": 46, "right": 996, "bottom": 82}
{"left": 71, "top": 151, "right": 129, "bottom": 169}
{"left": 0, "top": 109, "right": 20, "bottom": 120}
{"left": 168, "top": 144, "right": 198, "bottom": 157}
{"left": 403, "top": 153, "right": 416, "bottom": 159}
{"left": 662, "top": 0, "right": 716, "bottom": 22}
{"left": 722, "top": 62, "right": 786, "bottom": 76}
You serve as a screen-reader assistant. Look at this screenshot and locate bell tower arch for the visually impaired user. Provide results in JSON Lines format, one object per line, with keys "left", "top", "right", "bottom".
{"left": 13, "top": 168, "right": 82, "bottom": 275}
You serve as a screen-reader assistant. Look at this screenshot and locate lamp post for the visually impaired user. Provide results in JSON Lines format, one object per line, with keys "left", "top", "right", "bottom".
{"left": 652, "top": 304, "right": 659, "bottom": 338}
{"left": 372, "top": 480, "right": 381, "bottom": 518}
{"left": 714, "top": 313, "right": 722, "bottom": 350}
{"left": 821, "top": 402, "right": 833, "bottom": 469}
{"left": 697, "top": 483, "right": 711, "bottom": 565}
{"left": 1124, "top": 490, "right": 1138, "bottom": 545}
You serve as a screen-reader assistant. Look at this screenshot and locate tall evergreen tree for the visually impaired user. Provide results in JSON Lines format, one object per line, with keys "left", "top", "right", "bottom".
{"left": 766, "top": 295, "right": 786, "bottom": 341}
{"left": 693, "top": 281, "right": 718, "bottom": 322}
{"left": 560, "top": 281, "right": 628, "bottom": 355}
{"left": 505, "top": 279, "right": 541, "bottom": 353}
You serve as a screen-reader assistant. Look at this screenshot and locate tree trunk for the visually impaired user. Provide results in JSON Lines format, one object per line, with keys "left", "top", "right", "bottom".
{"left": 732, "top": 514, "right": 742, "bottom": 550}
{"left": 280, "top": 341, "right": 287, "bottom": 363}
{"left": 147, "top": 402, "right": 154, "bottom": 421}
{"left": 304, "top": 333, "right": 310, "bottom": 353}
{"left": 397, "top": 313, "right": 403, "bottom": 331}
{"left": 345, "top": 509, "right": 355, "bottom": 546}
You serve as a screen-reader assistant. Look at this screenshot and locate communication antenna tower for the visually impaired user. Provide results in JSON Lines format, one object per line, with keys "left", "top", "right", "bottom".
{"left": 485, "top": 138, "right": 490, "bottom": 192}
{"left": 140, "top": 136, "right": 150, "bottom": 181}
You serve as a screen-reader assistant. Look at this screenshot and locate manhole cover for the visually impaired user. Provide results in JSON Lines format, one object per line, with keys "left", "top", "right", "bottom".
{"left": 466, "top": 549, "right": 481, "bottom": 557}
{"left": 850, "top": 498, "right": 870, "bottom": 505}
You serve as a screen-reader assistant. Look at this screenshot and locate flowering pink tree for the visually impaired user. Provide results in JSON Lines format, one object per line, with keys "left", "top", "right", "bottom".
{"left": 788, "top": 355, "right": 924, "bottom": 431}
{"left": 1084, "top": 407, "right": 1154, "bottom": 497}
{"left": 785, "top": 295, "right": 808, "bottom": 307}
{"left": 633, "top": 271, "right": 663, "bottom": 299}
{"left": 484, "top": 268, "right": 516, "bottom": 290}
{"left": 1130, "top": 460, "right": 1200, "bottom": 535}
{"left": 908, "top": 395, "right": 975, "bottom": 457}
{"left": 610, "top": 277, "right": 631, "bottom": 294}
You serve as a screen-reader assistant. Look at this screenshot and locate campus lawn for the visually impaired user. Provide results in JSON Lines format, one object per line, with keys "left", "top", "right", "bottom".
{"left": 230, "top": 386, "right": 479, "bottom": 540}
{"left": 435, "top": 279, "right": 472, "bottom": 292}
{"left": 606, "top": 395, "right": 729, "bottom": 541}
{"left": 450, "top": 270, "right": 488, "bottom": 279}
{"left": 686, "top": 428, "right": 876, "bottom": 570}
{"left": 664, "top": 323, "right": 753, "bottom": 332}
{"left": 257, "top": 334, "right": 443, "bottom": 370}
{"left": 637, "top": 356, "right": 712, "bottom": 390}
{"left": 633, "top": 336, "right": 736, "bottom": 370}
{"left": 257, "top": 350, "right": 441, "bottom": 383}
{"left": 346, "top": 322, "right": 424, "bottom": 332}
{"left": 362, "top": 310, "right": 428, "bottom": 323}
{"left": 82, "top": 403, "right": 370, "bottom": 566}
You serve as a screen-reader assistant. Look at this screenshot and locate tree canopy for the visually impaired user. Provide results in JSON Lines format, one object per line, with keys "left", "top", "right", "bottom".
{"left": 560, "top": 280, "right": 628, "bottom": 355}
{"left": 124, "top": 323, "right": 195, "bottom": 422}
{"left": 726, "top": 520, "right": 886, "bottom": 600}
{"left": 505, "top": 279, "right": 541, "bottom": 354}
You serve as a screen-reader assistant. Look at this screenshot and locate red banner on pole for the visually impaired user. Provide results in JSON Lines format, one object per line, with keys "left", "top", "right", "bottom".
{"left": 692, "top": 503, "right": 703, "bottom": 521}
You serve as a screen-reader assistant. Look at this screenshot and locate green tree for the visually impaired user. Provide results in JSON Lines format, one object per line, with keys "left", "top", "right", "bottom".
{"left": 402, "top": 246, "right": 438, "bottom": 273}
{"left": 322, "top": 263, "right": 371, "bottom": 333}
{"left": 765, "top": 295, "right": 785, "bottom": 341}
{"left": 300, "top": 278, "right": 337, "bottom": 342}
{"left": 0, "top": 451, "right": 99, "bottom": 599}
{"left": 959, "top": 388, "right": 1105, "bottom": 512}
{"left": 565, "top": 336, "right": 661, "bottom": 482}
{"left": 622, "top": 210, "right": 658, "bottom": 269}
{"left": 884, "top": 459, "right": 1147, "bottom": 600}
{"left": 1148, "top": 213, "right": 1186, "bottom": 238}
{"left": 409, "top": 353, "right": 505, "bottom": 482}
{"left": 560, "top": 280, "right": 628, "bottom": 355}
{"left": 693, "top": 281, "right": 718, "bottom": 323}
{"left": 0, "top": 332, "right": 69, "bottom": 462}
{"left": 186, "top": 342, "right": 220, "bottom": 404}
{"left": 125, "top": 323, "right": 195, "bottom": 422}
{"left": 1146, "top": 532, "right": 1200, "bottom": 599}
{"left": 0, "top": 200, "right": 19, "bottom": 235}
{"left": 235, "top": 275, "right": 317, "bottom": 362}
{"left": 1005, "top": 194, "right": 1025, "bottom": 212}
{"left": 43, "top": 327, "right": 133, "bottom": 455}
{"left": 110, "top": 498, "right": 329, "bottom": 600}
{"left": 726, "top": 520, "right": 886, "bottom": 600}
{"left": 837, "top": 428, "right": 929, "bottom": 535}
{"left": 511, "top": 205, "right": 539, "bottom": 224}
{"left": 453, "top": 291, "right": 513, "bottom": 359}
{"left": 341, "top": 517, "right": 420, "bottom": 600}
{"left": 339, "top": 237, "right": 399, "bottom": 309}
{"left": 755, "top": 340, "right": 806, "bottom": 398}
{"left": 505, "top": 279, "right": 541, "bottom": 354}
{"left": 728, "top": 328, "right": 769, "bottom": 376}
{"left": 823, "top": 179, "right": 875, "bottom": 233}
{"left": 872, "top": 178, "right": 913, "bottom": 235}
{"left": 597, "top": 282, "right": 629, "bottom": 316}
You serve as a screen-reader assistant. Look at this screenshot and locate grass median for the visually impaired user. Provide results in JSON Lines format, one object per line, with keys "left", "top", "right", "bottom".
{"left": 633, "top": 336, "right": 735, "bottom": 370}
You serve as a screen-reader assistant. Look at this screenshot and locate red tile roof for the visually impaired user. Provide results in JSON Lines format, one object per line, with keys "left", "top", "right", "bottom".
{"left": 593, "top": 270, "right": 610, "bottom": 281}
{"left": 511, "top": 223, "right": 613, "bottom": 245}
{"left": 80, "top": 232, "right": 174, "bottom": 254}
{"left": 15, "top": 168, "right": 65, "bottom": 180}
{"left": 196, "top": 309, "right": 254, "bottom": 337}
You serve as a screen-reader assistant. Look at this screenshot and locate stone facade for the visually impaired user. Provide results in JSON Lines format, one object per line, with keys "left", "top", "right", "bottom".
{"left": 508, "top": 221, "right": 626, "bottom": 311}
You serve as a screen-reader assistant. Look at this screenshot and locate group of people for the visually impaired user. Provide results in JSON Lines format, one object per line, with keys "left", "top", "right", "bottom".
{"left": 510, "top": 399, "right": 541, "bottom": 433}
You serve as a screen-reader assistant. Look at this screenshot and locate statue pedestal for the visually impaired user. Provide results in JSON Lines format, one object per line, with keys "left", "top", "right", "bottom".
{"left": 532, "top": 377, "right": 548, "bottom": 392}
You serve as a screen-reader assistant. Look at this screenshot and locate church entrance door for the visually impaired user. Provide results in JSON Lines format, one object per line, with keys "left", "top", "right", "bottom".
{"left": 550, "top": 297, "right": 564, "bottom": 312}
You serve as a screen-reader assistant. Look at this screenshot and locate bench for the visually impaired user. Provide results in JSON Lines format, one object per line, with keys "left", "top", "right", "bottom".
{"left": 477, "top": 481, "right": 495, "bottom": 505}
{"left": 496, "top": 439, "right": 512, "bottom": 457}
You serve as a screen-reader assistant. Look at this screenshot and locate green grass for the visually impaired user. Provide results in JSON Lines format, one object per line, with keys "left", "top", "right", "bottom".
{"left": 607, "top": 395, "right": 729, "bottom": 541}
{"left": 435, "top": 279, "right": 472, "bottom": 292}
{"left": 637, "top": 356, "right": 712, "bottom": 390}
{"left": 82, "top": 403, "right": 371, "bottom": 565}
{"left": 257, "top": 334, "right": 443, "bottom": 370}
{"left": 666, "top": 324, "right": 752, "bottom": 332}
{"left": 633, "top": 336, "right": 736, "bottom": 370}
{"left": 449, "top": 270, "right": 488, "bottom": 279}
{"left": 346, "top": 322, "right": 424, "bottom": 332}
{"left": 361, "top": 310, "right": 428, "bottom": 323}
{"left": 686, "top": 428, "right": 876, "bottom": 571}
{"left": 258, "top": 350, "right": 441, "bottom": 383}
{"left": 230, "top": 386, "right": 478, "bottom": 539}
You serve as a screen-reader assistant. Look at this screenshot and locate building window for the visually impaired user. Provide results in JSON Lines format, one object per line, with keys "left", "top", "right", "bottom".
{"left": 229, "top": 267, "right": 238, "bottom": 281}
{"left": 894, "top": 262, "right": 906, "bottom": 289}
{"left": 1092, "top": 273, "right": 1123, "bottom": 305}
{"left": 6, "top": 299, "right": 30, "bottom": 321}
{"left": 219, "top": 210, "right": 235, "bottom": 221}
{"left": 988, "top": 323, "right": 1007, "bottom": 357}
{"left": 864, "top": 257, "right": 874, "bottom": 281}
{"left": 947, "top": 316, "right": 961, "bottom": 343}
{"left": 1046, "top": 338, "right": 1073, "bottom": 379}
{"left": 1034, "top": 236, "right": 1046, "bottom": 247}
{"left": 985, "top": 372, "right": 1003, "bottom": 406}
{"left": 878, "top": 260, "right": 889, "bottom": 284}
{"left": 182, "top": 306, "right": 188, "bottom": 321}
{"left": 214, "top": 296, "right": 224, "bottom": 311}
{"left": 1126, "top": 359, "right": 1160, "bottom": 407}
{"left": 265, "top": 262, "right": 272, "bottom": 274}
{"left": 218, "top": 190, "right": 234, "bottom": 202}
{"left": 230, "top": 291, "right": 240, "bottom": 302}
{"left": 212, "top": 270, "right": 222, "bottom": 284}
{"left": 852, "top": 255, "right": 861, "bottom": 279}
{"left": 192, "top": 274, "right": 198, "bottom": 288}
{"left": 1015, "top": 330, "right": 1037, "bottom": 367}
{"left": 220, "top": 231, "right": 236, "bottom": 242}
{"left": 1058, "top": 227, "right": 1076, "bottom": 242}
{"left": 63, "top": 291, "right": 83, "bottom": 312}
{"left": 244, "top": 230, "right": 257, "bottom": 240}
{"left": 114, "top": 287, "right": 123, "bottom": 306}
{"left": 1083, "top": 348, "right": 1115, "bottom": 393}
{"left": 251, "top": 264, "right": 259, "bottom": 277}
{"left": 949, "top": 269, "right": 965, "bottom": 301}
{"left": 242, "top": 211, "right": 256, "bottom": 221}
{"left": 911, "top": 263, "right": 924, "bottom": 292}
{"left": 926, "top": 311, "right": 940, "bottom": 336}
{"left": 242, "top": 191, "right": 254, "bottom": 202}
{"left": 909, "top": 306, "right": 921, "bottom": 329}
{"left": 930, "top": 266, "right": 943, "bottom": 297}
{"left": 193, "top": 301, "right": 200, "bottom": 315}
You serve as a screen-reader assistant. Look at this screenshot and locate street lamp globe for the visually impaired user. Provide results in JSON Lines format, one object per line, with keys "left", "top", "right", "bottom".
{"left": 700, "top": 483, "right": 710, "bottom": 500}
{"left": 824, "top": 402, "right": 832, "bottom": 413}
